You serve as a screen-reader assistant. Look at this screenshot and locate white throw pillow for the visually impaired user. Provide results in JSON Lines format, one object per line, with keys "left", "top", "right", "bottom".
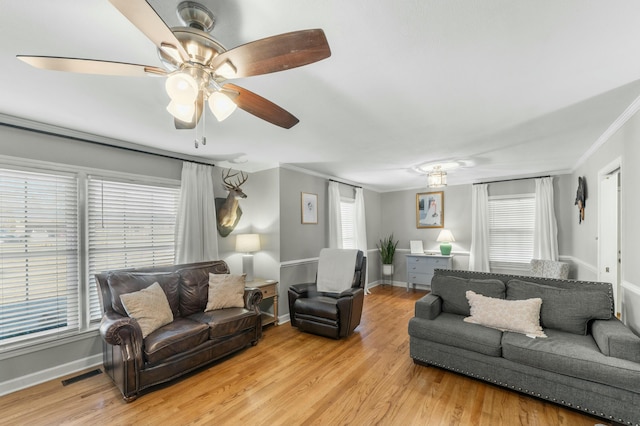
{"left": 120, "top": 282, "right": 174, "bottom": 338}
{"left": 205, "top": 273, "right": 246, "bottom": 311}
{"left": 464, "top": 290, "right": 546, "bottom": 338}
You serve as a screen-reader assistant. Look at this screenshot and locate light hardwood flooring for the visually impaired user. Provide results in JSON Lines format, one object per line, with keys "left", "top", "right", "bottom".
{"left": 0, "top": 285, "right": 607, "bottom": 425}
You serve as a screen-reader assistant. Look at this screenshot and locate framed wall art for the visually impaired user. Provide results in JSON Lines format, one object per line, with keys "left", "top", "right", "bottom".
{"left": 301, "top": 192, "right": 318, "bottom": 224}
{"left": 416, "top": 191, "right": 444, "bottom": 228}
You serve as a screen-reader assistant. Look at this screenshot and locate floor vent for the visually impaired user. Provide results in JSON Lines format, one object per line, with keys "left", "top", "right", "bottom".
{"left": 61, "top": 368, "right": 102, "bottom": 386}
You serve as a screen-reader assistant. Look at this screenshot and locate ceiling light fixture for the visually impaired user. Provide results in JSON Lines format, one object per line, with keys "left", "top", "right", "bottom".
{"left": 427, "top": 165, "right": 447, "bottom": 188}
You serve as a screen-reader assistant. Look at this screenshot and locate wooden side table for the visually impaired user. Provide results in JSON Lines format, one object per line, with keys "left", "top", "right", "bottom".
{"left": 248, "top": 278, "right": 279, "bottom": 326}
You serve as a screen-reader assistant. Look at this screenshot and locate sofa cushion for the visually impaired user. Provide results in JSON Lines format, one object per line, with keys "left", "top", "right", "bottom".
{"left": 464, "top": 290, "right": 546, "bottom": 338}
{"left": 188, "top": 308, "right": 258, "bottom": 341}
{"left": 143, "top": 318, "right": 209, "bottom": 365}
{"left": 178, "top": 264, "right": 231, "bottom": 316}
{"left": 120, "top": 282, "right": 174, "bottom": 338}
{"left": 408, "top": 312, "right": 503, "bottom": 357}
{"left": 506, "top": 279, "right": 611, "bottom": 335}
{"left": 206, "top": 273, "right": 246, "bottom": 311}
{"left": 431, "top": 275, "right": 506, "bottom": 316}
{"left": 107, "top": 271, "right": 180, "bottom": 317}
{"left": 502, "top": 329, "right": 640, "bottom": 394}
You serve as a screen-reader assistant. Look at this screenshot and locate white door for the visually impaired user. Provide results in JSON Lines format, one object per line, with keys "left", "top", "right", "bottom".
{"left": 598, "top": 171, "right": 620, "bottom": 317}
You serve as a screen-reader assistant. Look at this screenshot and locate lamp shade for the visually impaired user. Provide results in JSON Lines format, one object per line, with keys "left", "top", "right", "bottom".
{"left": 236, "top": 234, "right": 261, "bottom": 253}
{"left": 436, "top": 229, "right": 455, "bottom": 242}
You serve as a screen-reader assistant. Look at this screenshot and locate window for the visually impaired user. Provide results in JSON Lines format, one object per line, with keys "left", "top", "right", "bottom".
{"left": 0, "top": 162, "right": 180, "bottom": 350}
{"left": 488, "top": 194, "right": 535, "bottom": 271}
{"left": 87, "top": 177, "right": 179, "bottom": 321}
{"left": 340, "top": 198, "right": 355, "bottom": 249}
{"left": 0, "top": 167, "right": 79, "bottom": 343}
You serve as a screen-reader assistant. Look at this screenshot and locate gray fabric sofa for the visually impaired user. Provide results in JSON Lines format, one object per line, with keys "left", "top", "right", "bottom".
{"left": 408, "top": 269, "right": 640, "bottom": 426}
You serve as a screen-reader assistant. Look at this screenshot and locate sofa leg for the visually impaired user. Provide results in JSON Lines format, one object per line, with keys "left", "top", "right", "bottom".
{"left": 123, "top": 394, "right": 138, "bottom": 403}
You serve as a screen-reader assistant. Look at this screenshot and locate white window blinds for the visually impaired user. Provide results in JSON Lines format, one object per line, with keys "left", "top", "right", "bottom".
{"left": 0, "top": 167, "right": 79, "bottom": 343}
{"left": 340, "top": 199, "right": 355, "bottom": 249}
{"left": 87, "top": 177, "right": 179, "bottom": 321}
{"left": 488, "top": 194, "right": 535, "bottom": 271}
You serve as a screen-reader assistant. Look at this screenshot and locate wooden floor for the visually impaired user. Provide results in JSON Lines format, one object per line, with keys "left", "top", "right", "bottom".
{"left": 1, "top": 286, "right": 608, "bottom": 426}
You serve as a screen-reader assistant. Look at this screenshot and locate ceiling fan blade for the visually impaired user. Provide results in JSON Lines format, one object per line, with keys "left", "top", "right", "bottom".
{"left": 211, "top": 29, "right": 331, "bottom": 79}
{"left": 223, "top": 83, "right": 299, "bottom": 129}
{"left": 17, "top": 55, "right": 166, "bottom": 77}
{"left": 109, "top": 0, "right": 189, "bottom": 63}
{"left": 174, "top": 95, "right": 204, "bottom": 130}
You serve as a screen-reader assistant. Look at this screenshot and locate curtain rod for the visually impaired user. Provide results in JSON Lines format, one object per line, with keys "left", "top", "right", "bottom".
{"left": 473, "top": 175, "right": 551, "bottom": 185}
{"left": 0, "top": 121, "right": 216, "bottom": 167}
{"left": 329, "top": 179, "right": 362, "bottom": 189}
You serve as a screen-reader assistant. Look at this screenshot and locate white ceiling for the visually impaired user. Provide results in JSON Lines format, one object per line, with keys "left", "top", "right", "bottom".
{"left": 2, "top": 0, "right": 640, "bottom": 192}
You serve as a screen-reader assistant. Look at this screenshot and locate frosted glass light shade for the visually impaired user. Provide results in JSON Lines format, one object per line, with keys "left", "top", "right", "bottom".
{"left": 166, "top": 100, "right": 195, "bottom": 122}
{"left": 236, "top": 234, "right": 261, "bottom": 253}
{"left": 165, "top": 73, "right": 198, "bottom": 103}
{"left": 208, "top": 91, "right": 237, "bottom": 122}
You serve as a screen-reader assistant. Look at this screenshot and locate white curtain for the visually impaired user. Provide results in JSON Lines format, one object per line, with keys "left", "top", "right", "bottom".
{"left": 175, "top": 162, "right": 219, "bottom": 263}
{"left": 354, "top": 187, "right": 370, "bottom": 294}
{"left": 533, "top": 177, "right": 559, "bottom": 260}
{"left": 469, "top": 184, "right": 490, "bottom": 272}
{"left": 328, "top": 181, "right": 343, "bottom": 249}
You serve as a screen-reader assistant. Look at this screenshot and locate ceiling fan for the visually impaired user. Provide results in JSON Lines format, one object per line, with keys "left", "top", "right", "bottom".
{"left": 17, "top": 0, "right": 331, "bottom": 136}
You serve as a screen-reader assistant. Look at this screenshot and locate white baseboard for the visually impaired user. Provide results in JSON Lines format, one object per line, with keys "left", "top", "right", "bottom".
{"left": 0, "top": 353, "right": 103, "bottom": 397}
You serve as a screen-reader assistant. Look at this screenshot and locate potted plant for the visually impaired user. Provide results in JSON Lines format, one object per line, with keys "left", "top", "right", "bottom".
{"left": 378, "top": 233, "right": 399, "bottom": 275}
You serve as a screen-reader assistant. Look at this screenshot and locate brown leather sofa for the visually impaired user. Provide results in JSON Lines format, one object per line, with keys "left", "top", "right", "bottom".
{"left": 95, "top": 260, "right": 263, "bottom": 401}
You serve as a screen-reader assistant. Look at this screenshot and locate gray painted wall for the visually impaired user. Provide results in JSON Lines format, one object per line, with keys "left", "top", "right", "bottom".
{"left": 570, "top": 108, "right": 640, "bottom": 334}
{"left": 0, "top": 124, "right": 183, "bottom": 386}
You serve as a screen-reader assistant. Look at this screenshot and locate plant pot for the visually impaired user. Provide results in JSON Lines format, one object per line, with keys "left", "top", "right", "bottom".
{"left": 382, "top": 264, "right": 394, "bottom": 275}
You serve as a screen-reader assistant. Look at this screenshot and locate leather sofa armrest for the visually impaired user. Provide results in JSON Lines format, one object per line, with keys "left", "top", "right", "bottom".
{"left": 99, "top": 311, "right": 144, "bottom": 365}
{"left": 592, "top": 317, "right": 640, "bottom": 363}
{"left": 415, "top": 294, "right": 442, "bottom": 320}
{"left": 243, "top": 287, "right": 263, "bottom": 312}
{"left": 100, "top": 311, "right": 142, "bottom": 345}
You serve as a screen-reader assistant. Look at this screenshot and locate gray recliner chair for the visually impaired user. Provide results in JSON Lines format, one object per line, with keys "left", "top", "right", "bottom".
{"left": 288, "top": 249, "right": 366, "bottom": 339}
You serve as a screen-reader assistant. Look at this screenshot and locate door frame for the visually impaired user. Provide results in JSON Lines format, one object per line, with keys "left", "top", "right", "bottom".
{"left": 597, "top": 157, "right": 622, "bottom": 317}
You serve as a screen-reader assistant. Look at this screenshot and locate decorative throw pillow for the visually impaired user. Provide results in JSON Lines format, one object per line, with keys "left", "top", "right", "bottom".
{"left": 205, "top": 273, "right": 246, "bottom": 311}
{"left": 431, "top": 275, "right": 506, "bottom": 316}
{"left": 120, "top": 282, "right": 174, "bottom": 338}
{"left": 506, "top": 279, "right": 611, "bottom": 335}
{"left": 464, "top": 290, "right": 546, "bottom": 338}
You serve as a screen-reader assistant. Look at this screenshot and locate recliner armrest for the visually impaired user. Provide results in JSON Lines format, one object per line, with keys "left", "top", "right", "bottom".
{"left": 338, "top": 287, "right": 363, "bottom": 298}
{"left": 592, "top": 317, "right": 640, "bottom": 363}
{"left": 289, "top": 282, "right": 317, "bottom": 297}
{"left": 415, "top": 294, "right": 442, "bottom": 320}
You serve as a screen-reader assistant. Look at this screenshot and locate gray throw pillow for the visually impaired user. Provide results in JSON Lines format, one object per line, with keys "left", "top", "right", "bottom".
{"left": 431, "top": 275, "right": 506, "bottom": 316}
{"left": 506, "top": 279, "right": 612, "bottom": 335}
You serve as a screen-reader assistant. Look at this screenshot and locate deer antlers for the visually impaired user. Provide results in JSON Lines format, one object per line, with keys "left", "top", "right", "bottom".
{"left": 222, "top": 169, "right": 248, "bottom": 191}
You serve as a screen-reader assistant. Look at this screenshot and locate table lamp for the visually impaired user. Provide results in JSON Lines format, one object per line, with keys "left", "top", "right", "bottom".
{"left": 236, "top": 233, "right": 260, "bottom": 281}
{"left": 436, "top": 229, "right": 455, "bottom": 256}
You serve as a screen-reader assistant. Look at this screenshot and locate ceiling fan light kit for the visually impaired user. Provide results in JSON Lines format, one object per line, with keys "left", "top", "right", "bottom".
{"left": 16, "top": 0, "right": 331, "bottom": 145}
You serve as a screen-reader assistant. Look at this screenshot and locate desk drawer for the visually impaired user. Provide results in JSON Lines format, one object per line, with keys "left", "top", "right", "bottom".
{"left": 259, "top": 284, "right": 277, "bottom": 298}
{"left": 408, "top": 272, "right": 431, "bottom": 285}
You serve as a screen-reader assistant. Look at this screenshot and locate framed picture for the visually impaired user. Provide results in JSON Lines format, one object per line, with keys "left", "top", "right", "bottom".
{"left": 416, "top": 191, "right": 444, "bottom": 228}
{"left": 301, "top": 192, "right": 318, "bottom": 224}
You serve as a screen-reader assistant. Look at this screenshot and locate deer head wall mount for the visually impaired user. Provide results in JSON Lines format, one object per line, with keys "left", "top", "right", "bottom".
{"left": 215, "top": 169, "right": 248, "bottom": 237}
